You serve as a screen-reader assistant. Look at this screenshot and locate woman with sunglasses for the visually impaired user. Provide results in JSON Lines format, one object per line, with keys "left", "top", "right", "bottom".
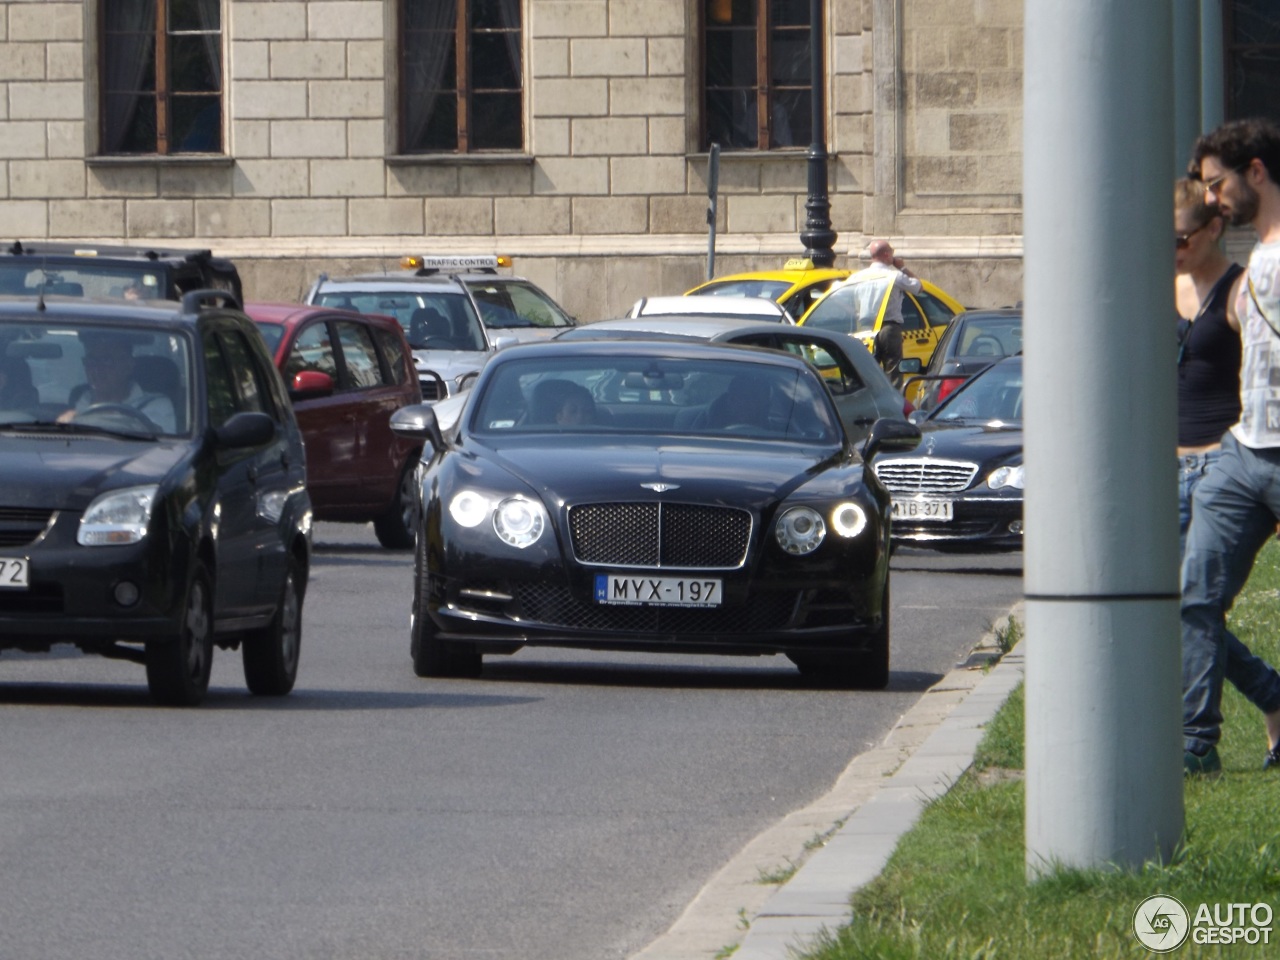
{"left": 1173, "top": 176, "right": 1245, "bottom": 555}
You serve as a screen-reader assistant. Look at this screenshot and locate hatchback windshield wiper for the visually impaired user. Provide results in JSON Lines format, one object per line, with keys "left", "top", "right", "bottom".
{"left": 0, "top": 419, "right": 157, "bottom": 440}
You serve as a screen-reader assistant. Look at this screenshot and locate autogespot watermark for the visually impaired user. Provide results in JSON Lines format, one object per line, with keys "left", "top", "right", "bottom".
{"left": 1133, "top": 895, "right": 1275, "bottom": 952}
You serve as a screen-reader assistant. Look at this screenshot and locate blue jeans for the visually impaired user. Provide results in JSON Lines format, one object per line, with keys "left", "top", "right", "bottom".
{"left": 1182, "top": 433, "right": 1280, "bottom": 755}
{"left": 1179, "top": 448, "right": 1222, "bottom": 557}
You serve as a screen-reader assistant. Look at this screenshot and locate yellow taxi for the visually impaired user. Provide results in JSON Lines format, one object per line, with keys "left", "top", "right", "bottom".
{"left": 687, "top": 259, "right": 964, "bottom": 381}
{"left": 685, "top": 259, "right": 851, "bottom": 321}
{"left": 796, "top": 269, "right": 964, "bottom": 378}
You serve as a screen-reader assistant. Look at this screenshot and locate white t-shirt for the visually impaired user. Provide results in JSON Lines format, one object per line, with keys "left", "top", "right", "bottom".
{"left": 1231, "top": 239, "right": 1280, "bottom": 449}
{"left": 842, "top": 260, "right": 922, "bottom": 326}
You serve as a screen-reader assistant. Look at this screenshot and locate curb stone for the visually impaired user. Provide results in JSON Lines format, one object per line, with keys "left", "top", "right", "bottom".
{"left": 629, "top": 603, "right": 1025, "bottom": 960}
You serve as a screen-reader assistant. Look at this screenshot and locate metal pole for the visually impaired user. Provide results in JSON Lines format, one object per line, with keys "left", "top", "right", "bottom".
{"left": 1023, "top": 0, "right": 1184, "bottom": 876}
{"left": 707, "top": 143, "right": 720, "bottom": 281}
{"left": 800, "top": 0, "right": 836, "bottom": 267}
{"left": 1173, "top": 0, "right": 1201, "bottom": 177}
{"left": 1200, "top": 0, "right": 1225, "bottom": 134}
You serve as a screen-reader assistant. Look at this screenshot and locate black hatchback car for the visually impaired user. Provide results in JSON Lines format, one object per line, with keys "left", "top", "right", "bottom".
{"left": 0, "top": 293, "right": 312, "bottom": 705}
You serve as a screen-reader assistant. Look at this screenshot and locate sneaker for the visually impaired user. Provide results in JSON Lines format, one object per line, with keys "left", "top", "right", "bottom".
{"left": 1184, "top": 747, "right": 1222, "bottom": 776}
{"left": 1265, "top": 745, "right": 1280, "bottom": 771}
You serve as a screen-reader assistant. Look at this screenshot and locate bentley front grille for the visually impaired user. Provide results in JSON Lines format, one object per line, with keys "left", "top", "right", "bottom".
{"left": 568, "top": 502, "right": 752, "bottom": 569}
{"left": 874, "top": 459, "right": 978, "bottom": 494}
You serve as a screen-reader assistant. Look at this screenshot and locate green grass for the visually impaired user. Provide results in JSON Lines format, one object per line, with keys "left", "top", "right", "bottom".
{"left": 801, "top": 541, "right": 1280, "bottom": 960}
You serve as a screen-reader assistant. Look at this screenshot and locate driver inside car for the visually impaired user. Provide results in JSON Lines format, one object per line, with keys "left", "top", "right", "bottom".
{"left": 61, "top": 331, "right": 177, "bottom": 433}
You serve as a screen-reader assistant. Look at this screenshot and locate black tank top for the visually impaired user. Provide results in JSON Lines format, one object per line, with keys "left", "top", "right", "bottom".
{"left": 1178, "top": 262, "right": 1244, "bottom": 446}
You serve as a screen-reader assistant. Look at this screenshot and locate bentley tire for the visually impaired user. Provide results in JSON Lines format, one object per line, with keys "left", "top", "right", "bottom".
{"left": 411, "top": 538, "right": 481, "bottom": 678}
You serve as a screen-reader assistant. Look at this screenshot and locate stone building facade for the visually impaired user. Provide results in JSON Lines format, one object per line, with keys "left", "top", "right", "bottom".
{"left": 3, "top": 0, "right": 1030, "bottom": 319}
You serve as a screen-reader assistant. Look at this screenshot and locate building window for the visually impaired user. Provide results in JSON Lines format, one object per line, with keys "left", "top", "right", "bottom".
{"left": 100, "top": 0, "right": 223, "bottom": 155}
{"left": 401, "top": 0, "right": 524, "bottom": 153}
{"left": 703, "top": 0, "right": 816, "bottom": 150}
{"left": 1225, "top": 1, "right": 1280, "bottom": 124}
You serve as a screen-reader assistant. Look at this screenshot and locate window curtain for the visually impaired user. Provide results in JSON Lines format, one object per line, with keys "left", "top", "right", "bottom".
{"left": 404, "top": 0, "right": 456, "bottom": 151}
{"left": 194, "top": 0, "right": 223, "bottom": 89}
{"left": 498, "top": 0, "right": 522, "bottom": 81}
{"left": 102, "top": 0, "right": 156, "bottom": 153}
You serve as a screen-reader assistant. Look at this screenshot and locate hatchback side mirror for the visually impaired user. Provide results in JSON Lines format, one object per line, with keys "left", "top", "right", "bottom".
{"left": 861, "top": 417, "right": 921, "bottom": 461}
{"left": 215, "top": 411, "right": 276, "bottom": 449}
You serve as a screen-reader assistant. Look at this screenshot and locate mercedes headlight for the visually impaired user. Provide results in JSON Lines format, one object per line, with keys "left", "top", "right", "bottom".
{"left": 493, "top": 497, "right": 547, "bottom": 548}
{"left": 77, "top": 485, "right": 159, "bottom": 546}
{"left": 988, "top": 465, "right": 1024, "bottom": 490}
{"left": 775, "top": 506, "right": 826, "bottom": 555}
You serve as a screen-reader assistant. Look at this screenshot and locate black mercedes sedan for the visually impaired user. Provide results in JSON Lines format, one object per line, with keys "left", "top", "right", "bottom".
{"left": 874, "top": 356, "right": 1023, "bottom": 551}
{"left": 0, "top": 294, "right": 312, "bottom": 705}
{"left": 390, "top": 340, "right": 920, "bottom": 688}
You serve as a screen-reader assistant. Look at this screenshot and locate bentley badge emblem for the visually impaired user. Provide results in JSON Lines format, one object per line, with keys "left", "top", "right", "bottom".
{"left": 641, "top": 482, "right": 679, "bottom": 493}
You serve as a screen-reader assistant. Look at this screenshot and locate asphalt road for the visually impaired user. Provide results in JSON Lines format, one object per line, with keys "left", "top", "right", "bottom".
{"left": 0, "top": 525, "right": 1022, "bottom": 960}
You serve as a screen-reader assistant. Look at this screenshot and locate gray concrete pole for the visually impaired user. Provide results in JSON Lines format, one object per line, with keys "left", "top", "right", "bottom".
{"left": 1023, "top": 0, "right": 1184, "bottom": 876}
{"left": 1200, "top": 0, "right": 1225, "bottom": 134}
{"left": 1173, "top": 0, "right": 1201, "bottom": 177}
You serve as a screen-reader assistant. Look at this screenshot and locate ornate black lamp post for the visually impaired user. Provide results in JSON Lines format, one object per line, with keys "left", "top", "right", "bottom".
{"left": 800, "top": 0, "right": 837, "bottom": 266}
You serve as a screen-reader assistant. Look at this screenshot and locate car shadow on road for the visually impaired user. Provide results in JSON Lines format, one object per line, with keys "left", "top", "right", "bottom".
{"left": 473, "top": 658, "right": 945, "bottom": 694}
{"left": 0, "top": 682, "right": 540, "bottom": 711}
{"left": 309, "top": 553, "right": 412, "bottom": 570}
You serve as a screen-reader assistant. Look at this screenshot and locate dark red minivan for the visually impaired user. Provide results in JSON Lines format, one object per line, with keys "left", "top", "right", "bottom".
{"left": 246, "top": 303, "right": 422, "bottom": 549}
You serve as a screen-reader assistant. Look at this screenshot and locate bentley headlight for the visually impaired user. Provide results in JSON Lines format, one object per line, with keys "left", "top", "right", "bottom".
{"left": 775, "top": 505, "right": 826, "bottom": 555}
{"left": 493, "top": 497, "right": 547, "bottom": 548}
{"left": 449, "top": 490, "right": 490, "bottom": 527}
{"left": 77, "top": 485, "right": 159, "bottom": 546}
{"left": 831, "top": 502, "right": 868, "bottom": 538}
{"left": 988, "top": 465, "right": 1025, "bottom": 490}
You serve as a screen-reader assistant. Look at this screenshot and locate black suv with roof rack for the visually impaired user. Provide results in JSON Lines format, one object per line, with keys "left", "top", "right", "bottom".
{"left": 1, "top": 241, "right": 243, "bottom": 304}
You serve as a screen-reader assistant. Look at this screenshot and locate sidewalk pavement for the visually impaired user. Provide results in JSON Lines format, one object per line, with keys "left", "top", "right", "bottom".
{"left": 631, "top": 603, "right": 1026, "bottom": 960}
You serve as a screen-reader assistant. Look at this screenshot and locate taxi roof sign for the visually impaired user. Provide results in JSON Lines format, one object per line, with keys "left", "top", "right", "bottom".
{"left": 400, "top": 254, "right": 512, "bottom": 271}
{"left": 782, "top": 257, "right": 815, "bottom": 270}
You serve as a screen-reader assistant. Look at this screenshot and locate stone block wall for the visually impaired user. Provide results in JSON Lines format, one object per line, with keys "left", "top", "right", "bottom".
{"left": 0, "top": 0, "right": 1026, "bottom": 317}
{"left": 897, "top": 0, "right": 1023, "bottom": 234}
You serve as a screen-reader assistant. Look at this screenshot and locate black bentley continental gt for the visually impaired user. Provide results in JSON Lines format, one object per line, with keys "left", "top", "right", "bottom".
{"left": 390, "top": 340, "right": 920, "bottom": 688}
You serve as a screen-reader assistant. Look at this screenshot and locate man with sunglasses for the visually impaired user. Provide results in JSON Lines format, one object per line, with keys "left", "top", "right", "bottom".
{"left": 1180, "top": 118, "right": 1280, "bottom": 776}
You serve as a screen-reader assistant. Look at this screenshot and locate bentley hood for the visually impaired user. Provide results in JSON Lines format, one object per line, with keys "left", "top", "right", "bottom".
{"left": 474, "top": 437, "right": 846, "bottom": 511}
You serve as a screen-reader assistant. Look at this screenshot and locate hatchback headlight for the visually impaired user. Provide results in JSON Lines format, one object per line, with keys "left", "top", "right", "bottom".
{"left": 988, "top": 465, "right": 1024, "bottom": 490}
{"left": 78, "top": 485, "right": 159, "bottom": 546}
{"left": 775, "top": 506, "right": 826, "bottom": 555}
{"left": 493, "top": 497, "right": 547, "bottom": 548}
